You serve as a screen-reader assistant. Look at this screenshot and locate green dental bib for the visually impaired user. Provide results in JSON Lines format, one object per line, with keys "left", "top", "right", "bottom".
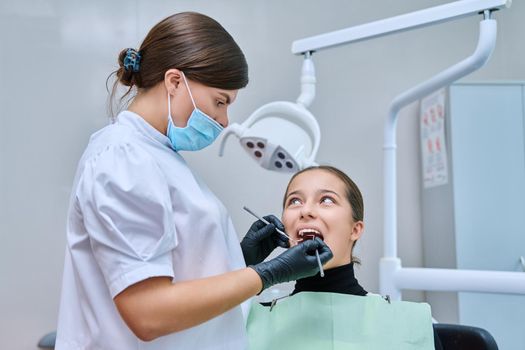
{"left": 247, "top": 292, "right": 434, "bottom": 350}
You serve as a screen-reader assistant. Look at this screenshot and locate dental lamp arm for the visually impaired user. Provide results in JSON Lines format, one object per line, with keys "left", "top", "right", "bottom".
{"left": 383, "top": 15, "right": 496, "bottom": 261}
{"left": 218, "top": 123, "right": 245, "bottom": 157}
{"left": 380, "top": 14, "right": 502, "bottom": 299}
{"left": 296, "top": 53, "right": 316, "bottom": 108}
{"left": 291, "top": 0, "right": 510, "bottom": 54}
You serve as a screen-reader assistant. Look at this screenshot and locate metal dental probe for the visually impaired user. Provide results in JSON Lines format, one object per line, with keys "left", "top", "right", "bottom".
{"left": 315, "top": 249, "right": 325, "bottom": 278}
{"left": 243, "top": 206, "right": 296, "bottom": 243}
{"left": 243, "top": 206, "right": 324, "bottom": 277}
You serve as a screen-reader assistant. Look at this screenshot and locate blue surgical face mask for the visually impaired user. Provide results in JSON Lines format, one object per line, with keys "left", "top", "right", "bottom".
{"left": 166, "top": 72, "right": 224, "bottom": 152}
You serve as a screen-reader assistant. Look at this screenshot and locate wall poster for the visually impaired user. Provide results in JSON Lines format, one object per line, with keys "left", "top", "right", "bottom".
{"left": 420, "top": 88, "right": 448, "bottom": 188}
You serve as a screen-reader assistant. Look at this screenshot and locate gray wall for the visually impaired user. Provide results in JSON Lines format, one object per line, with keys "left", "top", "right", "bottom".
{"left": 1, "top": 1, "right": 524, "bottom": 348}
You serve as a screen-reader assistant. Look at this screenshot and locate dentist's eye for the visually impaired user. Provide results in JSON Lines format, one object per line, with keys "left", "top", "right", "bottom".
{"left": 216, "top": 100, "right": 226, "bottom": 107}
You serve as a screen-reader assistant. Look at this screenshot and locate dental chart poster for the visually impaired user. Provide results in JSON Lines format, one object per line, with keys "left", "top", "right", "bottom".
{"left": 420, "top": 88, "right": 448, "bottom": 188}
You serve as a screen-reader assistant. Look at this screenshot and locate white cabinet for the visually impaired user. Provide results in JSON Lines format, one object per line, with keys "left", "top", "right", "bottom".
{"left": 422, "top": 83, "right": 525, "bottom": 350}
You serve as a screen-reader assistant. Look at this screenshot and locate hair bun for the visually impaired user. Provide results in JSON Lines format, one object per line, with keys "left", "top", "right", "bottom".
{"left": 117, "top": 48, "right": 140, "bottom": 87}
{"left": 122, "top": 48, "right": 142, "bottom": 72}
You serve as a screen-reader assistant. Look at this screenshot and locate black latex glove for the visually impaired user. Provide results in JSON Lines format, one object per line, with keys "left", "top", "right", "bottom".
{"left": 241, "top": 215, "right": 290, "bottom": 266}
{"left": 250, "top": 238, "right": 333, "bottom": 291}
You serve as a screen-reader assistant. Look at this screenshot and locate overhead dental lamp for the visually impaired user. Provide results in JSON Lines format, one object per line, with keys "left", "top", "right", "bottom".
{"left": 218, "top": 53, "right": 320, "bottom": 172}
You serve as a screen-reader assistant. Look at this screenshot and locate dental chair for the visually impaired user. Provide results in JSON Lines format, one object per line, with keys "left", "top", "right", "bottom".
{"left": 433, "top": 324, "right": 499, "bottom": 350}
{"left": 37, "top": 331, "right": 56, "bottom": 349}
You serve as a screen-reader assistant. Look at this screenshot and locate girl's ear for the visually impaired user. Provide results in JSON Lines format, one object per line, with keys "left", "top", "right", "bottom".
{"left": 350, "top": 221, "right": 364, "bottom": 242}
{"left": 164, "top": 68, "right": 183, "bottom": 95}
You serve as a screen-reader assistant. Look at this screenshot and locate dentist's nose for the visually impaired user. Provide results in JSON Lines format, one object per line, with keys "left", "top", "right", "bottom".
{"left": 220, "top": 114, "right": 229, "bottom": 128}
{"left": 209, "top": 113, "right": 228, "bottom": 128}
{"left": 215, "top": 110, "right": 229, "bottom": 128}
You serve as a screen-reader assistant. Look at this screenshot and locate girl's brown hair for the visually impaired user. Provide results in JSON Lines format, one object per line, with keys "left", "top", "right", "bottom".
{"left": 108, "top": 12, "right": 248, "bottom": 115}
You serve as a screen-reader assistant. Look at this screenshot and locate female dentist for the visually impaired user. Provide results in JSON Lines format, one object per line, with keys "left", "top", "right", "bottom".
{"left": 55, "top": 12, "right": 332, "bottom": 350}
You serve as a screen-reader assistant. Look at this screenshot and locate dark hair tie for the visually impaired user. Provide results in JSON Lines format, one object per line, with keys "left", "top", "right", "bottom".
{"left": 123, "top": 48, "right": 142, "bottom": 72}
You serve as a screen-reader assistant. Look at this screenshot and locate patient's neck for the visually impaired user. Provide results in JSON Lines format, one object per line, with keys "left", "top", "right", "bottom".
{"left": 291, "top": 262, "right": 367, "bottom": 296}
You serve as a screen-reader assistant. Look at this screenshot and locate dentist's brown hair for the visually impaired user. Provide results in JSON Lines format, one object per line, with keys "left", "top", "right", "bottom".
{"left": 108, "top": 12, "right": 248, "bottom": 116}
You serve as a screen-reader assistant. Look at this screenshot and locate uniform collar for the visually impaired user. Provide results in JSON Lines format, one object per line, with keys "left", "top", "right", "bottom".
{"left": 116, "top": 110, "right": 172, "bottom": 148}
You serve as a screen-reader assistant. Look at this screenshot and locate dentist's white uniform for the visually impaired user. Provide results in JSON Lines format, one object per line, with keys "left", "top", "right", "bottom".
{"left": 56, "top": 111, "right": 249, "bottom": 349}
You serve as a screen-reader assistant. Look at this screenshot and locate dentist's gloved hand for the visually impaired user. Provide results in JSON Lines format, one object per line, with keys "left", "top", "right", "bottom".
{"left": 250, "top": 238, "right": 333, "bottom": 291}
{"left": 241, "top": 215, "right": 290, "bottom": 266}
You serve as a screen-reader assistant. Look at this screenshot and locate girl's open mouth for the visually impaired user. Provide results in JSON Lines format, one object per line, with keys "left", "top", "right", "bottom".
{"left": 297, "top": 228, "right": 324, "bottom": 243}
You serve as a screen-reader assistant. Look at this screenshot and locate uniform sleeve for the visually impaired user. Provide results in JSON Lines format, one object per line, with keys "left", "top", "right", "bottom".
{"left": 77, "top": 142, "right": 178, "bottom": 298}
